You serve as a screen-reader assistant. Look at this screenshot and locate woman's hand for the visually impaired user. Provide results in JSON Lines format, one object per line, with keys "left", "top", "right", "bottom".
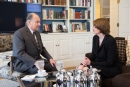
{"left": 86, "top": 58, "right": 91, "bottom": 65}
{"left": 82, "top": 57, "right": 91, "bottom": 66}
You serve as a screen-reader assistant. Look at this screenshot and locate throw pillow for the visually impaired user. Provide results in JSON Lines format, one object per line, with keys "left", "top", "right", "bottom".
{"left": 0, "top": 35, "right": 13, "bottom": 52}
{"left": 125, "top": 36, "right": 130, "bottom": 66}
{"left": 116, "top": 40, "right": 127, "bottom": 65}
{"left": 0, "top": 65, "right": 17, "bottom": 81}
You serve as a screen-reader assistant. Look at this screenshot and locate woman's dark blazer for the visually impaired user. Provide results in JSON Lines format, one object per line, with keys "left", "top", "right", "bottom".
{"left": 90, "top": 35, "right": 122, "bottom": 78}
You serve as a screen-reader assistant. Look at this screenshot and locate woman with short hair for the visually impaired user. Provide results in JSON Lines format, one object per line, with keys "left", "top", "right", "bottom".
{"left": 78, "top": 18, "right": 122, "bottom": 79}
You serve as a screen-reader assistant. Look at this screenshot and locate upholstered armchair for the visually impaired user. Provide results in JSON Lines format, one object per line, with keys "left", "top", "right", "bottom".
{"left": 0, "top": 34, "right": 24, "bottom": 81}
{"left": 85, "top": 37, "right": 130, "bottom": 87}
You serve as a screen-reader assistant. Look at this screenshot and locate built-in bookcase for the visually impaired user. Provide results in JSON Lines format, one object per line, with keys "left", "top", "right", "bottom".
{"left": 3, "top": 0, "right": 93, "bottom": 33}
{"left": 41, "top": 0, "right": 93, "bottom": 33}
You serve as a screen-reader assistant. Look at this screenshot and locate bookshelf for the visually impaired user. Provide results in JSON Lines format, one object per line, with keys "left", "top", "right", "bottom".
{"left": 41, "top": 0, "right": 93, "bottom": 33}
{"left": 2, "top": 0, "right": 93, "bottom": 33}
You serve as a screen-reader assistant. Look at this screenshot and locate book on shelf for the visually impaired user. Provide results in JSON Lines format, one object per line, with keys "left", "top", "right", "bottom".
{"left": 42, "top": 9, "right": 68, "bottom": 19}
{"left": 86, "top": 21, "right": 90, "bottom": 31}
{"left": 69, "top": 0, "right": 91, "bottom": 7}
{"left": 87, "top": 0, "right": 91, "bottom": 7}
{"left": 70, "top": 23, "right": 72, "bottom": 32}
{"left": 69, "top": 8, "right": 90, "bottom": 19}
{"left": 42, "top": 0, "right": 66, "bottom": 5}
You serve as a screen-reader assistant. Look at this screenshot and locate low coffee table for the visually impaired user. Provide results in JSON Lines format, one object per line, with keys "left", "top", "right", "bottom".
{"left": 17, "top": 68, "right": 75, "bottom": 87}
{"left": 17, "top": 71, "right": 58, "bottom": 87}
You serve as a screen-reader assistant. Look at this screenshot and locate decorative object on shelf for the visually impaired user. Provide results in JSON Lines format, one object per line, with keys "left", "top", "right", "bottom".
{"left": 52, "top": 22, "right": 67, "bottom": 33}
{"left": 42, "top": 24, "right": 53, "bottom": 33}
{"left": 62, "top": 25, "right": 68, "bottom": 32}
{"left": 70, "top": 22, "right": 88, "bottom": 32}
{"left": 71, "top": 22, "right": 82, "bottom": 31}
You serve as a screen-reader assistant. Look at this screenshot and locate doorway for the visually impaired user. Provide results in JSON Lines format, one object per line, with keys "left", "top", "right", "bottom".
{"left": 94, "top": 0, "right": 110, "bottom": 19}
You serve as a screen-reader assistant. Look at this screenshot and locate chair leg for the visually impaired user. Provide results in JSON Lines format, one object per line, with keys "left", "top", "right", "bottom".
{"left": 9, "top": 56, "right": 14, "bottom": 76}
{"left": 17, "top": 76, "right": 25, "bottom": 87}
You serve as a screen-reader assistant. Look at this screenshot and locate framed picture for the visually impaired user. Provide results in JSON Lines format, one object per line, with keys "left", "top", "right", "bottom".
{"left": 71, "top": 22, "right": 82, "bottom": 30}
{"left": 52, "top": 22, "right": 66, "bottom": 33}
{"left": 62, "top": 25, "right": 68, "bottom": 32}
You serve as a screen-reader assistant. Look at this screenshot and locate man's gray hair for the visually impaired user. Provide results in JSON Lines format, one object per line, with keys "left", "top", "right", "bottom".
{"left": 25, "top": 13, "right": 34, "bottom": 25}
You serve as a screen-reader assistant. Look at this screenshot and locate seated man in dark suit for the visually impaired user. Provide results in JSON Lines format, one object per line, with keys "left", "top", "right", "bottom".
{"left": 10, "top": 13, "right": 57, "bottom": 74}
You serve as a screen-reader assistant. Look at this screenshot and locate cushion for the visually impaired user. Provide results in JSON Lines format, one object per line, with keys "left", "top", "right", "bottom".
{"left": 102, "top": 78, "right": 112, "bottom": 87}
{"left": 122, "top": 65, "right": 130, "bottom": 73}
{"left": 0, "top": 65, "right": 16, "bottom": 81}
{"left": 125, "top": 36, "right": 130, "bottom": 66}
{"left": 112, "top": 73, "right": 130, "bottom": 87}
{"left": 116, "top": 40, "right": 127, "bottom": 65}
{"left": 0, "top": 35, "right": 13, "bottom": 52}
{"left": 0, "top": 65, "right": 23, "bottom": 81}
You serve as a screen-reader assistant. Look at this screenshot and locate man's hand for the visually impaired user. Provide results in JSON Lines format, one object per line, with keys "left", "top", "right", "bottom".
{"left": 50, "top": 58, "right": 56, "bottom": 67}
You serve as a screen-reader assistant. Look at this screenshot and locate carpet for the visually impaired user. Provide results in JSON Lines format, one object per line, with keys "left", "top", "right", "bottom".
{"left": 0, "top": 79, "right": 19, "bottom": 87}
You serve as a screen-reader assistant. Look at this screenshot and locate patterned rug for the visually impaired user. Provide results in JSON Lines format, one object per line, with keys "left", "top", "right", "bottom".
{"left": 0, "top": 79, "right": 19, "bottom": 87}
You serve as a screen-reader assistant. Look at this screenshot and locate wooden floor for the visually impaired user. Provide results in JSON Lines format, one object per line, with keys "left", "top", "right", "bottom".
{"left": 0, "top": 77, "right": 3, "bottom": 80}
{"left": 64, "top": 66, "right": 76, "bottom": 70}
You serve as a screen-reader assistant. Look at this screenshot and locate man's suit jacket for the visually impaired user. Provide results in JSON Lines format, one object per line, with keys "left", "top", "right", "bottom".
{"left": 90, "top": 35, "right": 121, "bottom": 69}
{"left": 12, "top": 26, "right": 52, "bottom": 72}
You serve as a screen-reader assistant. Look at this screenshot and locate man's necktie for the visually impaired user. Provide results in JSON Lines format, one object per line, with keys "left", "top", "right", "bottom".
{"left": 33, "top": 32, "right": 40, "bottom": 51}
